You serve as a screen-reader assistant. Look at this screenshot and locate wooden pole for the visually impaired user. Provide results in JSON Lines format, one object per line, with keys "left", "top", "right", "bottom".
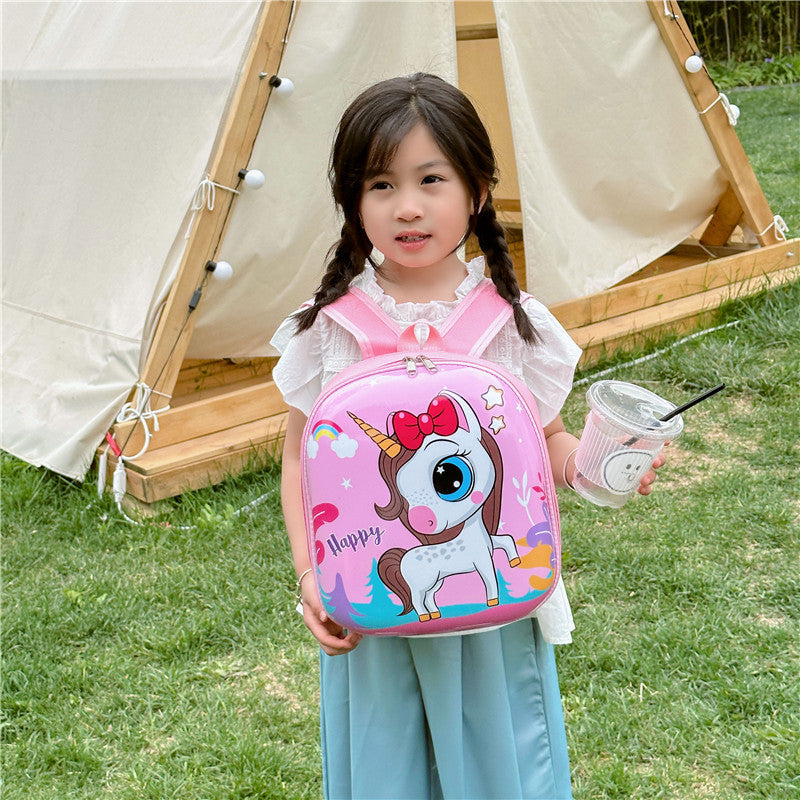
{"left": 138, "top": 0, "right": 295, "bottom": 410}
{"left": 700, "top": 183, "right": 743, "bottom": 246}
{"left": 647, "top": 1, "right": 783, "bottom": 248}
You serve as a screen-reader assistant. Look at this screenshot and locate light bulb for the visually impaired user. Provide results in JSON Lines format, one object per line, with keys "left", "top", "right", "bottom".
{"left": 685, "top": 54, "right": 704, "bottom": 73}
{"left": 268, "top": 75, "right": 295, "bottom": 96}
{"left": 207, "top": 260, "right": 233, "bottom": 281}
{"left": 239, "top": 168, "right": 266, "bottom": 189}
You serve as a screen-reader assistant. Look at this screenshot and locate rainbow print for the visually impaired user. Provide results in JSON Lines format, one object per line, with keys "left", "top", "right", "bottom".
{"left": 307, "top": 418, "right": 359, "bottom": 460}
{"left": 312, "top": 420, "right": 343, "bottom": 441}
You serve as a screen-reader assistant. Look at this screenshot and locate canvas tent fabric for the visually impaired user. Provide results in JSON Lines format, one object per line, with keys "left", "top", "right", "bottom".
{"left": 1, "top": 0, "right": 457, "bottom": 479}
{"left": 496, "top": 0, "right": 726, "bottom": 303}
{"left": 189, "top": 0, "right": 727, "bottom": 359}
{"left": 187, "top": 1, "right": 458, "bottom": 357}
{"left": 3, "top": 0, "right": 732, "bottom": 482}
{"left": 2, "top": 1, "right": 263, "bottom": 478}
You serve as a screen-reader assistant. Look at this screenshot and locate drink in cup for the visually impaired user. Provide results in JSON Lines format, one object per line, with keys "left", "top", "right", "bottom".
{"left": 572, "top": 380, "right": 683, "bottom": 508}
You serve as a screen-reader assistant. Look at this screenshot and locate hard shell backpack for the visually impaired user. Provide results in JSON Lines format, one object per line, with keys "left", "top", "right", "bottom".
{"left": 301, "top": 279, "right": 561, "bottom": 636}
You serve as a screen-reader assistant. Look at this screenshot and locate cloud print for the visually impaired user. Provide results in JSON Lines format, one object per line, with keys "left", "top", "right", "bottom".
{"left": 331, "top": 434, "right": 358, "bottom": 459}
{"left": 306, "top": 438, "right": 320, "bottom": 459}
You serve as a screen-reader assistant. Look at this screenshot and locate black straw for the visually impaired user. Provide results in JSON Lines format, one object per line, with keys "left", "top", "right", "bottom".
{"left": 621, "top": 383, "right": 725, "bottom": 446}
{"left": 658, "top": 383, "right": 726, "bottom": 422}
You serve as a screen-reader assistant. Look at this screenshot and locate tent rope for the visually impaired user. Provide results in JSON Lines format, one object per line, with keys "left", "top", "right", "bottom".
{"left": 103, "top": 484, "right": 278, "bottom": 530}
{"left": 698, "top": 92, "right": 738, "bottom": 126}
{"left": 98, "top": 382, "right": 172, "bottom": 507}
{"left": 573, "top": 319, "right": 740, "bottom": 387}
{"left": 114, "top": 382, "right": 171, "bottom": 460}
{"left": 186, "top": 174, "right": 242, "bottom": 238}
{"left": 756, "top": 215, "right": 789, "bottom": 242}
{"left": 191, "top": 173, "right": 242, "bottom": 212}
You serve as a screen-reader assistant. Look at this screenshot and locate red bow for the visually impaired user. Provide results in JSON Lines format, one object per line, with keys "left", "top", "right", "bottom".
{"left": 392, "top": 396, "right": 459, "bottom": 450}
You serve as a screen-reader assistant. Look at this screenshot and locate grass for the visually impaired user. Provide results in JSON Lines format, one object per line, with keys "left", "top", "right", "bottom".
{"left": 727, "top": 83, "right": 800, "bottom": 236}
{"left": 559, "top": 280, "right": 800, "bottom": 799}
{"left": 3, "top": 88, "right": 799, "bottom": 798}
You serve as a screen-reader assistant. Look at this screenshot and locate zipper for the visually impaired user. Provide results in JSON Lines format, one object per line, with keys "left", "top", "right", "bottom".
{"left": 403, "top": 355, "right": 438, "bottom": 375}
{"left": 403, "top": 356, "right": 418, "bottom": 376}
{"left": 417, "top": 355, "right": 438, "bottom": 373}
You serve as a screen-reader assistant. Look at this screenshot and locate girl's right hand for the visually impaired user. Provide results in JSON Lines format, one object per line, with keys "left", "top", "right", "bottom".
{"left": 300, "top": 577, "right": 362, "bottom": 656}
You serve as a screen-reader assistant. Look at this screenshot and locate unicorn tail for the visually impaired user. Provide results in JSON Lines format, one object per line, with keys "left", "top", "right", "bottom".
{"left": 377, "top": 548, "right": 412, "bottom": 615}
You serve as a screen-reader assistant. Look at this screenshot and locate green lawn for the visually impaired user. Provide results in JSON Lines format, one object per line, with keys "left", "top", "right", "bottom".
{"left": 3, "top": 85, "right": 798, "bottom": 798}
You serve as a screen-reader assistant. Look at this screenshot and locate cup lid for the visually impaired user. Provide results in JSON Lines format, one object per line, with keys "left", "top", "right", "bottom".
{"left": 586, "top": 380, "right": 684, "bottom": 438}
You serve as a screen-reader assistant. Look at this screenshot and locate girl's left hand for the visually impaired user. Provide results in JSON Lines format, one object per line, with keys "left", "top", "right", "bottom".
{"left": 637, "top": 449, "right": 668, "bottom": 495}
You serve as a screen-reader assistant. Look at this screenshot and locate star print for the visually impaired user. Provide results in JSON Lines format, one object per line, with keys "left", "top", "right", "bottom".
{"left": 341, "top": 478, "right": 352, "bottom": 490}
{"left": 489, "top": 415, "right": 506, "bottom": 434}
{"left": 516, "top": 402, "right": 523, "bottom": 413}
{"left": 482, "top": 385, "right": 505, "bottom": 410}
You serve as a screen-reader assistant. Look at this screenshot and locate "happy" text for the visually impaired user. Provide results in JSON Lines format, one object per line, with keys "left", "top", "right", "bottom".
{"left": 327, "top": 527, "right": 385, "bottom": 557}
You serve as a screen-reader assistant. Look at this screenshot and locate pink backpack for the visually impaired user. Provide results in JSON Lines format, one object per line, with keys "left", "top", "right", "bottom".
{"left": 301, "top": 279, "right": 561, "bottom": 636}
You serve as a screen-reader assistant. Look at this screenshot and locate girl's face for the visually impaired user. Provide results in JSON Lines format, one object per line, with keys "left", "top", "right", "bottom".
{"left": 359, "top": 124, "right": 475, "bottom": 280}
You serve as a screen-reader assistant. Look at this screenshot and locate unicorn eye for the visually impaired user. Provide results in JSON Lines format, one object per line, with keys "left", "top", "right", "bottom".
{"left": 432, "top": 456, "right": 474, "bottom": 502}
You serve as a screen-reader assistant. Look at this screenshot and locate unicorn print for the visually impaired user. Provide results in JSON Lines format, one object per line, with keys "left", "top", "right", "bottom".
{"left": 349, "top": 391, "right": 520, "bottom": 622}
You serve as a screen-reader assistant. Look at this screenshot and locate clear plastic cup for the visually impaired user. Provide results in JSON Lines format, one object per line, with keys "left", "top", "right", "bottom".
{"left": 572, "top": 380, "right": 683, "bottom": 508}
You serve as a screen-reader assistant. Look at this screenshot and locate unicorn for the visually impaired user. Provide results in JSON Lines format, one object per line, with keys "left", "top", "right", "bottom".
{"left": 349, "top": 391, "right": 520, "bottom": 622}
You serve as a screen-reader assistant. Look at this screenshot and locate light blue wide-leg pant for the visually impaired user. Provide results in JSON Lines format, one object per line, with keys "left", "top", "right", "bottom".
{"left": 320, "top": 619, "right": 572, "bottom": 800}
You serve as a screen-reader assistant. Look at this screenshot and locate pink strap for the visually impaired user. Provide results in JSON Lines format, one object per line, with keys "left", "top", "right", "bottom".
{"left": 322, "top": 280, "right": 516, "bottom": 359}
{"left": 321, "top": 288, "right": 401, "bottom": 358}
{"left": 440, "top": 279, "right": 513, "bottom": 357}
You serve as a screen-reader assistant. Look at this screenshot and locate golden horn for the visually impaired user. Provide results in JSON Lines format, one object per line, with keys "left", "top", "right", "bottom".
{"left": 348, "top": 412, "right": 401, "bottom": 458}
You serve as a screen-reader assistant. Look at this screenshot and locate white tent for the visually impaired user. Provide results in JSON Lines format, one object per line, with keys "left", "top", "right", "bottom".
{"left": 2, "top": 0, "right": 795, "bottom": 493}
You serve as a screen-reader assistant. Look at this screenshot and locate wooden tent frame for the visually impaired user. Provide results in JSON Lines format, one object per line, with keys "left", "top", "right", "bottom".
{"left": 105, "top": 0, "right": 799, "bottom": 506}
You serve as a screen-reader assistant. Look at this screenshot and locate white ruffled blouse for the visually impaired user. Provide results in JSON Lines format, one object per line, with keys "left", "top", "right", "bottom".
{"left": 271, "top": 257, "right": 582, "bottom": 644}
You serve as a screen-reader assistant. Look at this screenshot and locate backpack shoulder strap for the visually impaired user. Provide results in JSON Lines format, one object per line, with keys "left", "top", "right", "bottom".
{"left": 440, "top": 279, "right": 514, "bottom": 357}
{"left": 321, "top": 287, "right": 402, "bottom": 358}
{"left": 322, "top": 280, "right": 515, "bottom": 359}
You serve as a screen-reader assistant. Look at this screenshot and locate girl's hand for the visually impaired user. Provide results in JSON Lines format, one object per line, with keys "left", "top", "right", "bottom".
{"left": 637, "top": 449, "right": 668, "bottom": 496}
{"left": 300, "top": 577, "right": 362, "bottom": 656}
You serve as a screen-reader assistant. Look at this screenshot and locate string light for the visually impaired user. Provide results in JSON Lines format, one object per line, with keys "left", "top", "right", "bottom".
{"left": 684, "top": 53, "right": 704, "bottom": 73}
{"left": 259, "top": 73, "right": 294, "bottom": 96}
{"left": 206, "top": 260, "right": 234, "bottom": 281}
{"left": 238, "top": 168, "right": 266, "bottom": 189}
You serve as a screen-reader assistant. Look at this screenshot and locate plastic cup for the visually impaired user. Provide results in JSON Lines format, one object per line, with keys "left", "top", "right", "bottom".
{"left": 572, "top": 380, "right": 684, "bottom": 508}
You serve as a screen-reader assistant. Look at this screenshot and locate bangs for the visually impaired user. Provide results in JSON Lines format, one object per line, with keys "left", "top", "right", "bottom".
{"left": 362, "top": 110, "right": 419, "bottom": 179}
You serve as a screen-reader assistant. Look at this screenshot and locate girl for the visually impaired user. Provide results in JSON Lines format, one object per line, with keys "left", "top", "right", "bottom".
{"left": 272, "top": 73, "right": 665, "bottom": 800}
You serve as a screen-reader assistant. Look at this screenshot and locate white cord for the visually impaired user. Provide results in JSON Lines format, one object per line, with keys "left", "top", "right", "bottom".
{"left": 102, "top": 380, "right": 277, "bottom": 528}
{"left": 573, "top": 320, "right": 740, "bottom": 387}
{"left": 102, "top": 382, "right": 171, "bottom": 509}
{"left": 186, "top": 174, "right": 242, "bottom": 238}
{"left": 756, "top": 215, "right": 789, "bottom": 242}
{"left": 113, "top": 383, "right": 170, "bottom": 462}
{"left": 699, "top": 92, "right": 738, "bottom": 126}
{"left": 108, "top": 485, "right": 277, "bottom": 529}
{"left": 191, "top": 174, "right": 241, "bottom": 212}
{"left": 696, "top": 240, "right": 719, "bottom": 259}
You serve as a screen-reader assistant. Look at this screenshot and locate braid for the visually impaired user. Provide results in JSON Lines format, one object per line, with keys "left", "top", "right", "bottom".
{"left": 293, "top": 220, "right": 369, "bottom": 332}
{"left": 474, "top": 197, "right": 538, "bottom": 345}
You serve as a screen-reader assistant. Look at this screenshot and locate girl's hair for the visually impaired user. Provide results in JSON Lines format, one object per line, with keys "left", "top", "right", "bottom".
{"left": 293, "top": 72, "right": 536, "bottom": 344}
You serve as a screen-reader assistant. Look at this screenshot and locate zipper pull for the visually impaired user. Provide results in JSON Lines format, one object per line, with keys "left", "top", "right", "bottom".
{"left": 417, "top": 355, "right": 438, "bottom": 374}
{"left": 404, "top": 356, "right": 418, "bottom": 376}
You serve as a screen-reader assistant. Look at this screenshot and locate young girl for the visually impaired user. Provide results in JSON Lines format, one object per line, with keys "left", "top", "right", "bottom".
{"left": 272, "top": 73, "right": 665, "bottom": 800}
